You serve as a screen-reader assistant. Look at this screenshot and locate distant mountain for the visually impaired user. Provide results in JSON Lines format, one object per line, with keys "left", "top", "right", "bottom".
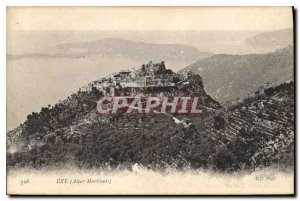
{"left": 245, "top": 28, "right": 293, "bottom": 49}
{"left": 179, "top": 46, "right": 293, "bottom": 102}
{"left": 55, "top": 37, "right": 213, "bottom": 62}
{"left": 8, "top": 37, "right": 213, "bottom": 65}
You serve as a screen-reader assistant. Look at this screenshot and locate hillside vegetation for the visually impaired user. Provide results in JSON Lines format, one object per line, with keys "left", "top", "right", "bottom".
{"left": 180, "top": 46, "right": 293, "bottom": 102}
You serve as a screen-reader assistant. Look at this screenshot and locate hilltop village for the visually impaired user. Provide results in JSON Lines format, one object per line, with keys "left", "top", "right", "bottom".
{"left": 80, "top": 61, "right": 192, "bottom": 97}
{"left": 6, "top": 60, "right": 294, "bottom": 172}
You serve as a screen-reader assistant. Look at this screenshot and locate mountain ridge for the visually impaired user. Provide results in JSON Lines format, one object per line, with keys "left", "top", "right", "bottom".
{"left": 245, "top": 28, "right": 293, "bottom": 49}
{"left": 7, "top": 37, "right": 213, "bottom": 62}
{"left": 179, "top": 46, "right": 293, "bottom": 102}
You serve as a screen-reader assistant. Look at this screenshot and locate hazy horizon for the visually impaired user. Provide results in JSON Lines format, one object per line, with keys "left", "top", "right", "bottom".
{"left": 7, "top": 29, "right": 293, "bottom": 55}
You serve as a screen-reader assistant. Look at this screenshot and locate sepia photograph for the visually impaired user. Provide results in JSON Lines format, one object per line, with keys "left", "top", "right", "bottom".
{"left": 6, "top": 6, "right": 295, "bottom": 195}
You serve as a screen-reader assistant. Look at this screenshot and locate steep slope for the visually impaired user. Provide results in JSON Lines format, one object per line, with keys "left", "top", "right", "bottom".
{"left": 7, "top": 64, "right": 220, "bottom": 170}
{"left": 7, "top": 61, "right": 294, "bottom": 172}
{"left": 188, "top": 81, "right": 294, "bottom": 170}
{"left": 179, "top": 46, "right": 293, "bottom": 102}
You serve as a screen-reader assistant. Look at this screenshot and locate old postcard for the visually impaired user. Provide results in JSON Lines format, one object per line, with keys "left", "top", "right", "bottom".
{"left": 6, "top": 7, "right": 294, "bottom": 195}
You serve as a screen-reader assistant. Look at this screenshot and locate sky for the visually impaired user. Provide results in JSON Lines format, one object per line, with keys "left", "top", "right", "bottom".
{"left": 7, "top": 6, "right": 293, "bottom": 31}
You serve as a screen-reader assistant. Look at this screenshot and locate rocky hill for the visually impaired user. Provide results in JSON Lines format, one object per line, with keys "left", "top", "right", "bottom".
{"left": 7, "top": 62, "right": 294, "bottom": 172}
{"left": 7, "top": 62, "right": 219, "bottom": 170}
{"left": 179, "top": 46, "right": 293, "bottom": 102}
